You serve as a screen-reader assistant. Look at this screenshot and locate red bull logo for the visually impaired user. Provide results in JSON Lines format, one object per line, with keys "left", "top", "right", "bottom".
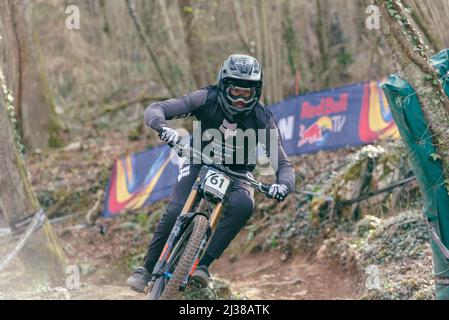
{"left": 301, "top": 93, "right": 348, "bottom": 119}
{"left": 298, "top": 116, "right": 334, "bottom": 147}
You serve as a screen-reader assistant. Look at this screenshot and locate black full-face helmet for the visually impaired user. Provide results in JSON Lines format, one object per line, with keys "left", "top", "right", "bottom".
{"left": 217, "top": 54, "right": 263, "bottom": 119}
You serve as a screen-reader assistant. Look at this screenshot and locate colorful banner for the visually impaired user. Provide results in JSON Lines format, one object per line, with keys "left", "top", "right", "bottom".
{"left": 103, "top": 145, "right": 179, "bottom": 217}
{"left": 103, "top": 80, "right": 399, "bottom": 217}
{"left": 270, "top": 80, "right": 399, "bottom": 156}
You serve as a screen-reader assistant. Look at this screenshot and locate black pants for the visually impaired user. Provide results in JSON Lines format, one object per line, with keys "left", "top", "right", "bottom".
{"left": 143, "top": 164, "right": 255, "bottom": 273}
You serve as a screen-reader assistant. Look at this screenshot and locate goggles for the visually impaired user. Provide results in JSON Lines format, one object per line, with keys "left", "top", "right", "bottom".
{"left": 225, "top": 85, "right": 256, "bottom": 104}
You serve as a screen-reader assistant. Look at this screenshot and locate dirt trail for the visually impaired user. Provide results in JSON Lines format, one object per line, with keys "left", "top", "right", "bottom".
{"left": 1, "top": 215, "right": 362, "bottom": 300}
{"left": 0, "top": 250, "right": 361, "bottom": 300}
{"left": 70, "top": 250, "right": 362, "bottom": 300}
{"left": 211, "top": 250, "right": 362, "bottom": 300}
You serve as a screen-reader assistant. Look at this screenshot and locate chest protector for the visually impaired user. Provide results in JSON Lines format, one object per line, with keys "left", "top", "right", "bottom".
{"left": 190, "top": 85, "right": 272, "bottom": 172}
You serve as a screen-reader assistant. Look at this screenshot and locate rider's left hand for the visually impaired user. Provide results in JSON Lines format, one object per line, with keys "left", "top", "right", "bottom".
{"left": 159, "top": 126, "right": 180, "bottom": 145}
{"left": 267, "top": 184, "right": 289, "bottom": 202}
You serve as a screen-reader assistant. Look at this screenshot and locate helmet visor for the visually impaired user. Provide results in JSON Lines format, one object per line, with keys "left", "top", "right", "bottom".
{"left": 225, "top": 85, "right": 256, "bottom": 104}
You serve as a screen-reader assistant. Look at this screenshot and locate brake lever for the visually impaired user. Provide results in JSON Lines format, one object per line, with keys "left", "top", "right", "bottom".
{"left": 259, "top": 183, "right": 271, "bottom": 195}
{"left": 234, "top": 176, "right": 270, "bottom": 196}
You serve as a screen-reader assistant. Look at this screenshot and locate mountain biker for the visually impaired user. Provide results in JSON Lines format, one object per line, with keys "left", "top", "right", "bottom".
{"left": 127, "top": 54, "right": 295, "bottom": 293}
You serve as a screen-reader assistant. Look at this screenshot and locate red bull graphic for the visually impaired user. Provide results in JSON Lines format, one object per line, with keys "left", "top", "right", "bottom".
{"left": 299, "top": 116, "right": 330, "bottom": 147}
{"left": 298, "top": 115, "right": 346, "bottom": 148}
{"left": 300, "top": 93, "right": 348, "bottom": 119}
{"left": 271, "top": 80, "right": 399, "bottom": 156}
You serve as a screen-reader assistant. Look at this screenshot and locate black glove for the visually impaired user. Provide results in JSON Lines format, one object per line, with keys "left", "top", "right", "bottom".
{"left": 267, "top": 184, "right": 289, "bottom": 202}
{"left": 159, "top": 126, "right": 180, "bottom": 145}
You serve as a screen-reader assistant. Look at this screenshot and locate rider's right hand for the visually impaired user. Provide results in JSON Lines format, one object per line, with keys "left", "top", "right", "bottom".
{"left": 159, "top": 127, "right": 180, "bottom": 145}
{"left": 267, "top": 183, "right": 289, "bottom": 202}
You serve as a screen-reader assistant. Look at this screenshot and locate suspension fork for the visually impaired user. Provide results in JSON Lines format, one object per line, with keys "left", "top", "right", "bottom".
{"left": 209, "top": 202, "right": 224, "bottom": 231}
{"left": 180, "top": 199, "right": 225, "bottom": 290}
{"left": 151, "top": 188, "right": 200, "bottom": 280}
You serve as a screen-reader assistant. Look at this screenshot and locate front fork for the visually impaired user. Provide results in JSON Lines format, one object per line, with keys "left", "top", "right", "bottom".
{"left": 148, "top": 180, "right": 226, "bottom": 290}
{"left": 180, "top": 202, "right": 224, "bottom": 291}
{"left": 149, "top": 188, "right": 200, "bottom": 283}
{"left": 150, "top": 213, "right": 199, "bottom": 282}
{"left": 179, "top": 228, "right": 212, "bottom": 291}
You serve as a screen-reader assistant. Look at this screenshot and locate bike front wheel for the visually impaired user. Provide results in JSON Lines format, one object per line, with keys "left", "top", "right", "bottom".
{"left": 146, "top": 214, "right": 209, "bottom": 300}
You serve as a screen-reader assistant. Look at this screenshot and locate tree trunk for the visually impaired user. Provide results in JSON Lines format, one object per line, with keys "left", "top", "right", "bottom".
{"left": 374, "top": 0, "right": 449, "bottom": 300}
{"left": 0, "top": 0, "right": 63, "bottom": 150}
{"left": 260, "top": 0, "right": 273, "bottom": 104}
{"left": 315, "top": 0, "right": 330, "bottom": 88}
{"left": 229, "top": 0, "right": 250, "bottom": 52}
{"left": 252, "top": 0, "right": 263, "bottom": 90}
{"left": 374, "top": 0, "right": 449, "bottom": 180}
{"left": 282, "top": 0, "right": 306, "bottom": 94}
{"left": 125, "top": 0, "right": 178, "bottom": 97}
{"left": 158, "top": 0, "right": 178, "bottom": 55}
{"left": 0, "top": 88, "right": 66, "bottom": 286}
{"left": 158, "top": 0, "right": 194, "bottom": 93}
{"left": 178, "top": 0, "right": 211, "bottom": 88}
{"left": 402, "top": 0, "right": 443, "bottom": 52}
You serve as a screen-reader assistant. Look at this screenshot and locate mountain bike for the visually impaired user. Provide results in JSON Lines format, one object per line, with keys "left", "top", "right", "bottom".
{"left": 145, "top": 141, "right": 271, "bottom": 300}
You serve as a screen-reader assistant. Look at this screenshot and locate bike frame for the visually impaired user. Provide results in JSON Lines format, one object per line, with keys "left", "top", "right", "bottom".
{"left": 147, "top": 142, "right": 270, "bottom": 293}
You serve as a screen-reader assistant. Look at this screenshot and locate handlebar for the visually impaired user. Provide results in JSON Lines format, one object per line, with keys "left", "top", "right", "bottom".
{"left": 165, "top": 137, "right": 271, "bottom": 195}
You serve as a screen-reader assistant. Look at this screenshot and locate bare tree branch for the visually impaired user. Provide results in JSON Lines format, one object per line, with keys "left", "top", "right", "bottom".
{"left": 125, "top": 0, "right": 177, "bottom": 96}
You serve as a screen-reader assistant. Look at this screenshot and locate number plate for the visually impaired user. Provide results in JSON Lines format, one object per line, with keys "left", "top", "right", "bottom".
{"left": 203, "top": 170, "right": 231, "bottom": 199}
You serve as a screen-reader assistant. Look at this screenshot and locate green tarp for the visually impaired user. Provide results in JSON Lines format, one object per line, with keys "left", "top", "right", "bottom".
{"left": 381, "top": 49, "right": 449, "bottom": 300}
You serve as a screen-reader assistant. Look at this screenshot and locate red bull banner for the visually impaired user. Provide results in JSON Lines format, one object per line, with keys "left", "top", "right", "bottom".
{"left": 271, "top": 80, "right": 399, "bottom": 155}
{"left": 103, "top": 80, "right": 399, "bottom": 217}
